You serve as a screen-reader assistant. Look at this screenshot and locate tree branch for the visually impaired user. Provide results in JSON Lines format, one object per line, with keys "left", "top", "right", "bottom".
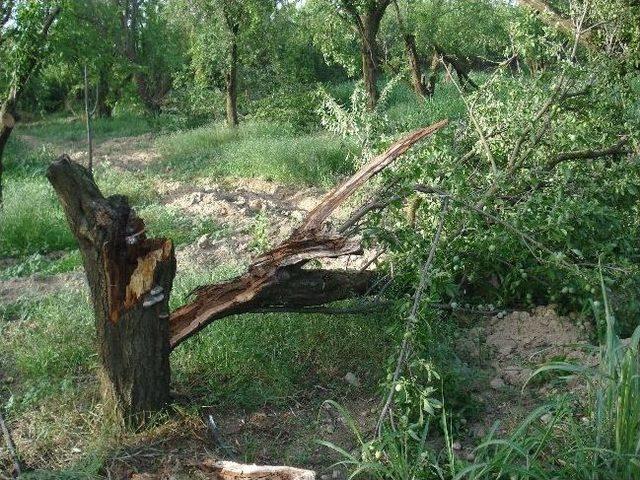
{"left": 547, "top": 136, "right": 630, "bottom": 170}
{"left": 169, "top": 121, "right": 448, "bottom": 349}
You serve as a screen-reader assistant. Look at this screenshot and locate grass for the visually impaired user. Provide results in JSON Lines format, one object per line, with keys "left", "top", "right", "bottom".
{"left": 18, "top": 112, "right": 182, "bottom": 144}
{"left": 155, "top": 120, "right": 357, "bottom": 187}
{"left": 0, "top": 135, "right": 222, "bottom": 272}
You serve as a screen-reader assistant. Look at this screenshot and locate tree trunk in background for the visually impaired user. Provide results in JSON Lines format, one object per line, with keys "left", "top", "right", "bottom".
{"left": 426, "top": 49, "right": 440, "bottom": 96}
{"left": 226, "top": 34, "right": 239, "bottom": 128}
{"left": 360, "top": 16, "right": 380, "bottom": 111}
{"left": 47, "top": 156, "right": 176, "bottom": 427}
{"left": 97, "top": 67, "right": 112, "bottom": 118}
{"left": 404, "top": 33, "right": 430, "bottom": 99}
{"left": 0, "top": 112, "right": 15, "bottom": 203}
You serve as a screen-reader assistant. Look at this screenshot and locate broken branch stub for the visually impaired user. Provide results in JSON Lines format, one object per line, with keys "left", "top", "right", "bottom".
{"left": 47, "top": 156, "right": 176, "bottom": 426}
{"left": 169, "top": 120, "right": 448, "bottom": 349}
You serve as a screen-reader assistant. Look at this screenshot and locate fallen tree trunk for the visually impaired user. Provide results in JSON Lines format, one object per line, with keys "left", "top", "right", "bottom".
{"left": 48, "top": 120, "right": 447, "bottom": 425}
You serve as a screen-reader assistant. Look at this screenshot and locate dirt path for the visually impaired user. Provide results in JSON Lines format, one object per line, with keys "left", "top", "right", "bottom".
{"left": 1, "top": 133, "right": 373, "bottom": 305}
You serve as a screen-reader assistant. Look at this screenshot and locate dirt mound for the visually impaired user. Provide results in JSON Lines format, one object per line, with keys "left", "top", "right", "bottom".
{"left": 485, "top": 305, "right": 593, "bottom": 387}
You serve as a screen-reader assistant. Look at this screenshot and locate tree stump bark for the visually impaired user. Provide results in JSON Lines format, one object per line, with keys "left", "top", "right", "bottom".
{"left": 47, "top": 156, "right": 176, "bottom": 426}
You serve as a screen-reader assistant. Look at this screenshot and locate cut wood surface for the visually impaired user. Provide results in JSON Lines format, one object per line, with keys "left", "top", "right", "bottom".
{"left": 169, "top": 120, "right": 448, "bottom": 349}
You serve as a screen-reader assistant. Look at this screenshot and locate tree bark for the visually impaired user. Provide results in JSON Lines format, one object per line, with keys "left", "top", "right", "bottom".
{"left": 97, "top": 67, "right": 113, "bottom": 118}
{"left": 169, "top": 120, "right": 448, "bottom": 348}
{"left": 226, "top": 33, "right": 239, "bottom": 127}
{"left": 404, "top": 33, "right": 430, "bottom": 99}
{"left": 360, "top": 15, "right": 380, "bottom": 110}
{"left": 0, "top": 113, "right": 14, "bottom": 204}
{"left": 392, "top": 1, "right": 430, "bottom": 99}
{"left": 47, "top": 156, "right": 176, "bottom": 427}
{"left": 47, "top": 120, "right": 447, "bottom": 424}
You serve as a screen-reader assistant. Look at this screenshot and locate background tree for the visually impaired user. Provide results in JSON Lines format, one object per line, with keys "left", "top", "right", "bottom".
{"left": 311, "top": 0, "right": 392, "bottom": 110}
{"left": 0, "top": 0, "right": 61, "bottom": 203}
{"left": 170, "top": 0, "right": 273, "bottom": 127}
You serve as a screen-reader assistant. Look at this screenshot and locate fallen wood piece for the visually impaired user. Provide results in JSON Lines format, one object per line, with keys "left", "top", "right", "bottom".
{"left": 199, "top": 460, "right": 315, "bottom": 480}
{"left": 169, "top": 120, "right": 448, "bottom": 349}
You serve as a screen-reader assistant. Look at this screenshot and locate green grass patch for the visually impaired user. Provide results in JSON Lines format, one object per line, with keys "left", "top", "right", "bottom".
{"left": 18, "top": 113, "right": 177, "bottom": 144}
{"left": 0, "top": 179, "right": 77, "bottom": 257}
{"left": 0, "top": 291, "right": 95, "bottom": 415}
{"left": 169, "top": 265, "right": 394, "bottom": 408}
{"left": 156, "top": 121, "right": 357, "bottom": 187}
{"left": 0, "top": 251, "right": 82, "bottom": 280}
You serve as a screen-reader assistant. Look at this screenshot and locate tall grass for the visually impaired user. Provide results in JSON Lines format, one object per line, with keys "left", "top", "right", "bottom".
{"left": 155, "top": 121, "right": 357, "bottom": 186}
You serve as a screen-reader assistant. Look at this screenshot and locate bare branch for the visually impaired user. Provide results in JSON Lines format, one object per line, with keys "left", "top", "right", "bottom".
{"left": 376, "top": 197, "right": 449, "bottom": 436}
{"left": 547, "top": 136, "right": 630, "bottom": 170}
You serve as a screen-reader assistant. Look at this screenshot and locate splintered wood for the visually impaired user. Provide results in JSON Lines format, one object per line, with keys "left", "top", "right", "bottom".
{"left": 168, "top": 120, "right": 448, "bottom": 348}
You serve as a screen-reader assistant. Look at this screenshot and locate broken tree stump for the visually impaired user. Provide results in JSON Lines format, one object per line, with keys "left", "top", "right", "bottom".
{"left": 47, "top": 157, "right": 176, "bottom": 426}
{"left": 47, "top": 120, "right": 447, "bottom": 426}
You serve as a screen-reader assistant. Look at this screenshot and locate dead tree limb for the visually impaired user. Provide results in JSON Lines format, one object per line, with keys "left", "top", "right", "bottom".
{"left": 199, "top": 460, "right": 315, "bottom": 480}
{"left": 169, "top": 120, "right": 448, "bottom": 349}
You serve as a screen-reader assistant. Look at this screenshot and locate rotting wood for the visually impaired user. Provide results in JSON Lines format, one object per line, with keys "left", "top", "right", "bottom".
{"left": 47, "top": 156, "right": 176, "bottom": 425}
{"left": 199, "top": 460, "right": 316, "bottom": 480}
{"left": 169, "top": 120, "right": 448, "bottom": 349}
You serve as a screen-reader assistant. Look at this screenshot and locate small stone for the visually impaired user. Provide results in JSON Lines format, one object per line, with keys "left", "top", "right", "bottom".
{"left": 540, "top": 413, "right": 552, "bottom": 424}
{"left": 234, "top": 196, "right": 246, "bottom": 206}
{"left": 499, "top": 345, "right": 513, "bottom": 356}
{"left": 465, "top": 451, "right": 476, "bottom": 461}
{"left": 344, "top": 372, "right": 360, "bottom": 387}
{"left": 291, "top": 210, "right": 305, "bottom": 222}
{"left": 321, "top": 475, "right": 331, "bottom": 480}
{"left": 71, "top": 447, "right": 82, "bottom": 453}
{"left": 452, "top": 441, "right": 462, "bottom": 451}
{"left": 197, "top": 234, "right": 210, "bottom": 249}
{"left": 490, "top": 377, "right": 505, "bottom": 390}
{"left": 472, "top": 425, "right": 486, "bottom": 439}
{"left": 190, "top": 192, "right": 204, "bottom": 205}
{"left": 248, "top": 199, "right": 263, "bottom": 211}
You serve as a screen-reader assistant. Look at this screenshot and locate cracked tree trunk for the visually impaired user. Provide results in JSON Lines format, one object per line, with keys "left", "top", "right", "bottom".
{"left": 47, "top": 157, "right": 176, "bottom": 426}
{"left": 47, "top": 120, "right": 447, "bottom": 426}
